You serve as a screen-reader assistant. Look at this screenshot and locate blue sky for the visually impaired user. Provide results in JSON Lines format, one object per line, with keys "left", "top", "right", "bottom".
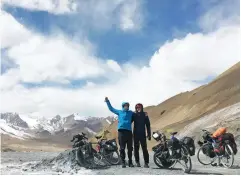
{"left": 1, "top": 0, "right": 239, "bottom": 117}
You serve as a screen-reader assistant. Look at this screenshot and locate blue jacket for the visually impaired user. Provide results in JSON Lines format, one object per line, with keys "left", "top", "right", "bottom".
{"left": 106, "top": 100, "right": 133, "bottom": 131}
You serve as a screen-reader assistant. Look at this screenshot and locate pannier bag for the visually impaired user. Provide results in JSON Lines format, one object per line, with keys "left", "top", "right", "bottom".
{"left": 202, "top": 144, "right": 216, "bottom": 158}
{"left": 167, "top": 137, "right": 180, "bottom": 150}
{"left": 180, "top": 137, "right": 196, "bottom": 156}
{"left": 104, "top": 139, "right": 118, "bottom": 151}
{"left": 212, "top": 127, "right": 227, "bottom": 138}
{"left": 221, "top": 133, "right": 237, "bottom": 155}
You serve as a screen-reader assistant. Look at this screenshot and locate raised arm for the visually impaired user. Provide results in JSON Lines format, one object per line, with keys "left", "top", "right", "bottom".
{"left": 145, "top": 112, "right": 151, "bottom": 138}
{"left": 105, "top": 98, "right": 120, "bottom": 115}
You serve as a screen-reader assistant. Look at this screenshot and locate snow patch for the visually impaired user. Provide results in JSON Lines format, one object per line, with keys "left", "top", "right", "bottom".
{"left": 73, "top": 113, "right": 87, "bottom": 121}
{"left": 0, "top": 119, "right": 31, "bottom": 139}
{"left": 19, "top": 114, "right": 38, "bottom": 129}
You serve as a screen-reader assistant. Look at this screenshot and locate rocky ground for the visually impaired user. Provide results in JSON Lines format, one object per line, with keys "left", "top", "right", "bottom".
{"left": 1, "top": 149, "right": 240, "bottom": 175}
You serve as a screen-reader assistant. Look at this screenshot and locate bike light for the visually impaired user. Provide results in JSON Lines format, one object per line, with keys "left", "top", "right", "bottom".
{"left": 153, "top": 132, "right": 159, "bottom": 139}
{"left": 112, "top": 141, "right": 116, "bottom": 146}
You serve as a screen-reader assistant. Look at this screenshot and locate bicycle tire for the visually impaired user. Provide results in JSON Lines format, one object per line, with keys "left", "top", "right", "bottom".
{"left": 197, "top": 143, "right": 216, "bottom": 165}
{"left": 153, "top": 152, "right": 175, "bottom": 168}
{"left": 180, "top": 146, "right": 192, "bottom": 173}
{"left": 103, "top": 150, "right": 121, "bottom": 165}
{"left": 221, "top": 144, "right": 234, "bottom": 168}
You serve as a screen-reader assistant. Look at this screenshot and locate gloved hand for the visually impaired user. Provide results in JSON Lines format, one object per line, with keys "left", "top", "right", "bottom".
{"left": 148, "top": 136, "right": 151, "bottom": 141}
{"left": 105, "top": 97, "right": 109, "bottom": 102}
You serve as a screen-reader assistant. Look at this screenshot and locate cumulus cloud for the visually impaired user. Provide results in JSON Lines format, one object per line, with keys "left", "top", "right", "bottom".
{"left": 0, "top": 1, "right": 239, "bottom": 118}
{"left": 6, "top": 34, "right": 107, "bottom": 83}
{"left": 1, "top": 25, "right": 239, "bottom": 117}
{"left": 0, "top": 12, "right": 124, "bottom": 84}
{"left": 1, "top": 0, "right": 78, "bottom": 14}
{"left": 0, "top": 10, "right": 31, "bottom": 48}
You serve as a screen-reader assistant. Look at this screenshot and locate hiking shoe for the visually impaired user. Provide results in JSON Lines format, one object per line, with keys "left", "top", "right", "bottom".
{"left": 144, "top": 163, "right": 149, "bottom": 168}
{"left": 136, "top": 162, "right": 141, "bottom": 167}
{"left": 122, "top": 161, "right": 126, "bottom": 168}
{"left": 128, "top": 161, "right": 134, "bottom": 167}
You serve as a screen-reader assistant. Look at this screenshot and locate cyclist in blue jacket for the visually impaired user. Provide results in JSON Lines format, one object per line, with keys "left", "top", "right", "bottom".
{"left": 105, "top": 97, "right": 134, "bottom": 168}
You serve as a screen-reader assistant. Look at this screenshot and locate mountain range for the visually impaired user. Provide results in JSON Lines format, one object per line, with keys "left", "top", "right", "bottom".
{"left": 1, "top": 112, "right": 116, "bottom": 151}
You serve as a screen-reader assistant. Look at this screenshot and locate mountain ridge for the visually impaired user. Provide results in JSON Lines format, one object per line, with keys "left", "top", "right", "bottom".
{"left": 1, "top": 112, "right": 116, "bottom": 151}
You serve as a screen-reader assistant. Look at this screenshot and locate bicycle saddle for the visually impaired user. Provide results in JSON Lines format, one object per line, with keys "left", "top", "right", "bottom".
{"left": 170, "top": 131, "right": 178, "bottom": 135}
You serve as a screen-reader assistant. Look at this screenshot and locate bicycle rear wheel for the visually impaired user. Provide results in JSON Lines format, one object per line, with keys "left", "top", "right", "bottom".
{"left": 220, "top": 144, "right": 234, "bottom": 168}
{"left": 197, "top": 143, "right": 216, "bottom": 165}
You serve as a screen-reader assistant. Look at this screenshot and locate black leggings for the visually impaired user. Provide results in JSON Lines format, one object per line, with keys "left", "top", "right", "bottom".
{"left": 134, "top": 135, "right": 149, "bottom": 164}
{"left": 118, "top": 129, "right": 133, "bottom": 162}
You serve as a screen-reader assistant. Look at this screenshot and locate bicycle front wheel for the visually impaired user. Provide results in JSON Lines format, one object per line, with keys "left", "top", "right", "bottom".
{"left": 220, "top": 144, "right": 234, "bottom": 168}
{"left": 197, "top": 143, "right": 216, "bottom": 165}
{"left": 103, "top": 150, "right": 121, "bottom": 165}
{"left": 179, "top": 146, "right": 192, "bottom": 173}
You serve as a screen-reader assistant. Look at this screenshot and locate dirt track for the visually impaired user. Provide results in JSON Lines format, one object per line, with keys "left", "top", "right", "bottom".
{"left": 1, "top": 151, "right": 239, "bottom": 175}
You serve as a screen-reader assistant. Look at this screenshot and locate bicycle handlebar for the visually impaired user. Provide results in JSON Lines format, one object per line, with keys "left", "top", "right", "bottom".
{"left": 84, "top": 136, "right": 88, "bottom": 140}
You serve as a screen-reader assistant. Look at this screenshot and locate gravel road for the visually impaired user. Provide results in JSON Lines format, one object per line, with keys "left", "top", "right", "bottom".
{"left": 1, "top": 151, "right": 240, "bottom": 175}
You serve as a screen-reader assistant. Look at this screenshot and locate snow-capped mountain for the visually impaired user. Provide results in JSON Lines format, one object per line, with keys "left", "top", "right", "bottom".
{"left": 49, "top": 115, "right": 65, "bottom": 131}
{"left": 1, "top": 113, "right": 28, "bottom": 128}
{"left": 0, "top": 119, "right": 32, "bottom": 139}
{"left": 0, "top": 112, "right": 116, "bottom": 141}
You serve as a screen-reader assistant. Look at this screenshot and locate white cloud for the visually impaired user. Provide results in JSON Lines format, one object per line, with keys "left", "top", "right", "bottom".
{"left": 1, "top": 25, "right": 239, "bottom": 117}
{"left": 0, "top": 12, "right": 122, "bottom": 83}
{"left": 1, "top": 0, "right": 78, "bottom": 14}
{"left": 0, "top": 10, "right": 32, "bottom": 48}
{"left": 119, "top": 0, "right": 143, "bottom": 31}
{"left": 6, "top": 34, "right": 108, "bottom": 83}
{"left": 0, "top": 1, "right": 239, "bottom": 118}
{"left": 198, "top": 0, "right": 240, "bottom": 32}
{"left": 106, "top": 60, "right": 122, "bottom": 73}
{"left": 1, "top": 0, "right": 144, "bottom": 32}
{"left": 75, "top": 0, "right": 144, "bottom": 32}
{"left": 0, "top": 69, "right": 21, "bottom": 90}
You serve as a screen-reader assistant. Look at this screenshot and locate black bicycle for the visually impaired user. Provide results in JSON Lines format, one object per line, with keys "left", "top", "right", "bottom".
{"left": 152, "top": 131, "right": 192, "bottom": 173}
{"left": 71, "top": 132, "right": 107, "bottom": 168}
{"left": 71, "top": 132, "right": 120, "bottom": 168}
